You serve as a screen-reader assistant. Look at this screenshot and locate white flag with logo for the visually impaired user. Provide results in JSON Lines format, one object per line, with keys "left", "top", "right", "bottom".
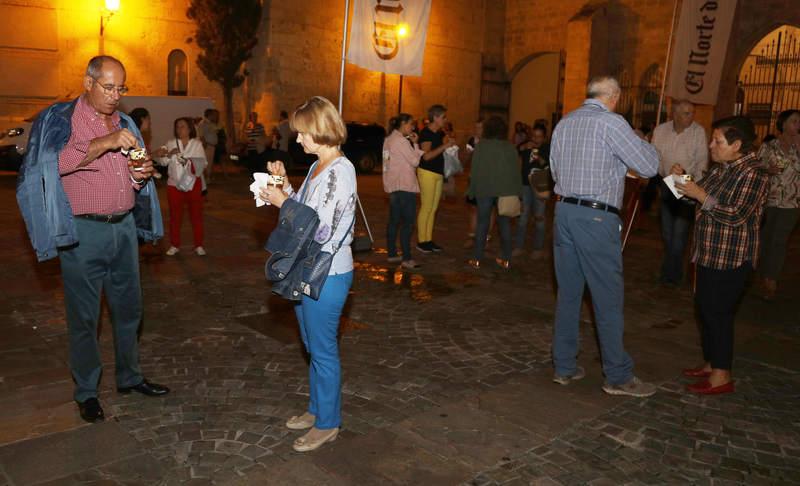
{"left": 347, "top": 0, "right": 432, "bottom": 76}
{"left": 665, "top": 0, "right": 736, "bottom": 105}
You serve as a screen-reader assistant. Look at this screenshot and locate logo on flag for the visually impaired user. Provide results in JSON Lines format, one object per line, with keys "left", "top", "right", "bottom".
{"left": 665, "top": 0, "right": 736, "bottom": 105}
{"left": 347, "top": 0, "right": 432, "bottom": 76}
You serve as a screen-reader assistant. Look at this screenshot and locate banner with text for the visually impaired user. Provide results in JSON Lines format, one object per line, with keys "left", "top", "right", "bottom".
{"left": 665, "top": 0, "right": 737, "bottom": 105}
{"left": 347, "top": 0, "right": 431, "bottom": 76}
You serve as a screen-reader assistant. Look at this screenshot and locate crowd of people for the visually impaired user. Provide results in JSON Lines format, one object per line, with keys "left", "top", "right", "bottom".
{"left": 14, "top": 54, "right": 799, "bottom": 455}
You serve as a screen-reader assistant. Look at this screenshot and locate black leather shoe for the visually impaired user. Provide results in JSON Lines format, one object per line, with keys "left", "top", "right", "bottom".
{"left": 77, "top": 397, "right": 105, "bottom": 423}
{"left": 117, "top": 379, "right": 170, "bottom": 397}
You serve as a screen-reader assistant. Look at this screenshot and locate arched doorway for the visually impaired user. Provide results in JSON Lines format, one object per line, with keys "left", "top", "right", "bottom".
{"left": 509, "top": 52, "right": 561, "bottom": 135}
{"left": 737, "top": 25, "right": 800, "bottom": 141}
{"left": 611, "top": 64, "right": 666, "bottom": 133}
{"left": 167, "top": 49, "right": 188, "bottom": 96}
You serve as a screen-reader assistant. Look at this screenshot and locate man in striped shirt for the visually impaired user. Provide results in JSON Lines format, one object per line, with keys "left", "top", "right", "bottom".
{"left": 549, "top": 76, "right": 660, "bottom": 397}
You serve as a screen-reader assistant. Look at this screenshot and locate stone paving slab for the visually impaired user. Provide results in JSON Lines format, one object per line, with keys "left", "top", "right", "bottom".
{"left": 313, "top": 428, "right": 474, "bottom": 484}
{"left": 0, "top": 422, "right": 147, "bottom": 485}
{"left": 0, "top": 173, "right": 799, "bottom": 485}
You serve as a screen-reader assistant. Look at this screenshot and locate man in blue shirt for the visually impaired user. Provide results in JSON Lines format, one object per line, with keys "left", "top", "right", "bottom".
{"left": 549, "top": 76, "right": 659, "bottom": 397}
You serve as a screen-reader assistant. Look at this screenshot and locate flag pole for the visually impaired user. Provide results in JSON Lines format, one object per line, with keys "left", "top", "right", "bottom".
{"left": 656, "top": 0, "right": 680, "bottom": 126}
{"left": 338, "top": 0, "right": 351, "bottom": 114}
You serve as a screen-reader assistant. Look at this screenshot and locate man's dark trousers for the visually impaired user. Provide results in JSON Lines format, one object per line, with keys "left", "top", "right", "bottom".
{"left": 659, "top": 183, "right": 694, "bottom": 284}
{"left": 59, "top": 213, "right": 144, "bottom": 402}
{"left": 552, "top": 201, "right": 634, "bottom": 385}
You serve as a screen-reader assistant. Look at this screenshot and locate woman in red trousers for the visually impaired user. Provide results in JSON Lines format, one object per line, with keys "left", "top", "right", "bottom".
{"left": 155, "top": 117, "right": 208, "bottom": 256}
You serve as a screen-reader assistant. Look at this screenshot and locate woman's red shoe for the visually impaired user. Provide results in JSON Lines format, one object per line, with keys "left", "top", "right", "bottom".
{"left": 686, "top": 380, "right": 735, "bottom": 394}
{"left": 682, "top": 367, "right": 712, "bottom": 378}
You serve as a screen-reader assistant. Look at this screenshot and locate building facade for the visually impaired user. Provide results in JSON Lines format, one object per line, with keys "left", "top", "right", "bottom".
{"left": 1, "top": 0, "right": 797, "bottom": 142}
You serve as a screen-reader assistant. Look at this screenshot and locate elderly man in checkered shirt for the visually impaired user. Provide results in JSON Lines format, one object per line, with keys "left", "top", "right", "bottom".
{"left": 549, "top": 76, "right": 660, "bottom": 398}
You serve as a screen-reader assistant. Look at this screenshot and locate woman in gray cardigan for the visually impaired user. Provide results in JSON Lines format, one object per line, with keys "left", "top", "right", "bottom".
{"left": 467, "top": 116, "right": 522, "bottom": 269}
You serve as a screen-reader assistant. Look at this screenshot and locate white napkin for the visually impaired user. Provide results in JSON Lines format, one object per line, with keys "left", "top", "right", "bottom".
{"left": 250, "top": 172, "right": 271, "bottom": 207}
{"left": 663, "top": 174, "right": 685, "bottom": 199}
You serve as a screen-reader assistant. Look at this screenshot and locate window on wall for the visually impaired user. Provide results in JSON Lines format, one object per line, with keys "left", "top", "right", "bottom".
{"left": 167, "top": 49, "right": 188, "bottom": 96}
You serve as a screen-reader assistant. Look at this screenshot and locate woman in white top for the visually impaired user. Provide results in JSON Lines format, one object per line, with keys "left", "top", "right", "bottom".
{"left": 259, "top": 96, "right": 356, "bottom": 453}
{"left": 154, "top": 117, "right": 207, "bottom": 256}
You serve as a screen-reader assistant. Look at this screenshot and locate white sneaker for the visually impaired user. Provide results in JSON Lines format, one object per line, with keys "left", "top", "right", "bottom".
{"left": 165, "top": 246, "right": 179, "bottom": 256}
{"left": 195, "top": 246, "right": 207, "bottom": 256}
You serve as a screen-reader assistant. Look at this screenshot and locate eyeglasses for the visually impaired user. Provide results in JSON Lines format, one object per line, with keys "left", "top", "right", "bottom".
{"left": 92, "top": 78, "right": 129, "bottom": 96}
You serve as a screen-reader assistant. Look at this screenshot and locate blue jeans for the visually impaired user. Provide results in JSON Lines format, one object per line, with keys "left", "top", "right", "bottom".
{"left": 59, "top": 213, "right": 144, "bottom": 402}
{"left": 473, "top": 196, "right": 512, "bottom": 261}
{"left": 552, "top": 202, "right": 633, "bottom": 385}
{"left": 386, "top": 191, "right": 416, "bottom": 260}
{"left": 659, "top": 184, "right": 694, "bottom": 284}
{"left": 515, "top": 185, "right": 547, "bottom": 250}
{"left": 295, "top": 271, "right": 353, "bottom": 429}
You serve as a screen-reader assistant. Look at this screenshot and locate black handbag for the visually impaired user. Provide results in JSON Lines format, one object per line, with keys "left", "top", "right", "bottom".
{"left": 295, "top": 160, "right": 355, "bottom": 300}
{"left": 299, "top": 216, "right": 354, "bottom": 300}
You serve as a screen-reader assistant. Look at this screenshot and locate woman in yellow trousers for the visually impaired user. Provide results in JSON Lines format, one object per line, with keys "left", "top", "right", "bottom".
{"left": 416, "top": 104, "right": 455, "bottom": 253}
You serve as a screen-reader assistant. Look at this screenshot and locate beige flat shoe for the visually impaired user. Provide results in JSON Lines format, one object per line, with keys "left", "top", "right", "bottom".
{"left": 285, "top": 412, "right": 315, "bottom": 430}
{"left": 292, "top": 427, "right": 339, "bottom": 452}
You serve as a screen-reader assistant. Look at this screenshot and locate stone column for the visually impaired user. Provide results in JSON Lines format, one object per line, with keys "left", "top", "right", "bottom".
{"left": 563, "top": 17, "right": 592, "bottom": 114}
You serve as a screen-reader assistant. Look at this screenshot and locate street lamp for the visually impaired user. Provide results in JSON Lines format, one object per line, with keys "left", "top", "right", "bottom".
{"left": 100, "top": 0, "right": 120, "bottom": 37}
{"left": 396, "top": 23, "right": 410, "bottom": 113}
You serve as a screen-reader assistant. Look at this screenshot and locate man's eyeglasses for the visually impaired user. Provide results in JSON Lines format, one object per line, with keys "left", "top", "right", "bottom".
{"left": 92, "top": 78, "right": 129, "bottom": 96}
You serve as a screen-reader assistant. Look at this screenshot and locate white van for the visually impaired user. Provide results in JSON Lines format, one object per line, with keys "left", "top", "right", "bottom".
{"left": 119, "top": 96, "right": 215, "bottom": 149}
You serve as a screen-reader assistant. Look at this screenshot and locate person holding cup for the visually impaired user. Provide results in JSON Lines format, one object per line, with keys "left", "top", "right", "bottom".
{"left": 258, "top": 96, "right": 356, "bottom": 452}
{"left": 155, "top": 117, "right": 208, "bottom": 256}
{"left": 675, "top": 116, "right": 769, "bottom": 395}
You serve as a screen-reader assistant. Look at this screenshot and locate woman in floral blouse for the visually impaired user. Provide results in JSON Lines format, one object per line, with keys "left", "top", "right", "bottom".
{"left": 756, "top": 109, "right": 800, "bottom": 299}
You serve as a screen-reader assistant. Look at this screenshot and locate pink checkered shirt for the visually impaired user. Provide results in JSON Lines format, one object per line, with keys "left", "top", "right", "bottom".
{"left": 58, "top": 96, "right": 139, "bottom": 216}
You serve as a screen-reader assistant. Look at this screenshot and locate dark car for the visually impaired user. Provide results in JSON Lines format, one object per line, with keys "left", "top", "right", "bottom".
{"left": 0, "top": 126, "right": 29, "bottom": 171}
{"left": 286, "top": 121, "right": 386, "bottom": 173}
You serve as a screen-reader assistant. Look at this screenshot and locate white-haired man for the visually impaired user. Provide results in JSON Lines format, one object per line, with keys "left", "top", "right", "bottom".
{"left": 549, "top": 76, "right": 660, "bottom": 397}
{"left": 652, "top": 100, "right": 708, "bottom": 286}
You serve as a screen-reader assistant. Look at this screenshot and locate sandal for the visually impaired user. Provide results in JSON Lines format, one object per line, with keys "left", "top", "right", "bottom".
{"left": 285, "top": 412, "right": 315, "bottom": 430}
{"left": 292, "top": 427, "right": 339, "bottom": 452}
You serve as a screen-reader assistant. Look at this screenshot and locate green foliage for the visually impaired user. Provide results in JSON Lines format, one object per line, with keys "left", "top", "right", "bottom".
{"left": 187, "top": 0, "right": 262, "bottom": 89}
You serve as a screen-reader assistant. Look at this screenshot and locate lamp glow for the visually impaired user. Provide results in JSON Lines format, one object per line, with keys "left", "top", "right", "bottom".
{"left": 397, "top": 23, "right": 410, "bottom": 38}
{"left": 105, "top": 0, "right": 120, "bottom": 12}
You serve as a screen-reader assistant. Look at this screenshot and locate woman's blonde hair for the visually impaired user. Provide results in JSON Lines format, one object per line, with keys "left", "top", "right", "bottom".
{"left": 290, "top": 96, "right": 347, "bottom": 146}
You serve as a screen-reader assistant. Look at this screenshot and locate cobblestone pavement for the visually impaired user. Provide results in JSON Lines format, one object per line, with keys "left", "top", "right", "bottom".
{"left": 0, "top": 170, "right": 798, "bottom": 485}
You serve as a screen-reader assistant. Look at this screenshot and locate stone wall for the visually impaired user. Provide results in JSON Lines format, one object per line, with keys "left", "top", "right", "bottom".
{"left": 0, "top": 0, "right": 220, "bottom": 122}
{"left": 4, "top": 0, "right": 795, "bottom": 144}
{"left": 246, "top": 0, "right": 496, "bottom": 142}
{"left": 505, "top": 0, "right": 676, "bottom": 118}
{"left": 505, "top": 0, "right": 799, "bottom": 134}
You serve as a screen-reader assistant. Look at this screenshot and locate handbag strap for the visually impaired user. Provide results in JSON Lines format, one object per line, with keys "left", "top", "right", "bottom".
{"left": 297, "top": 161, "right": 318, "bottom": 203}
{"left": 299, "top": 159, "right": 354, "bottom": 254}
{"left": 331, "top": 212, "right": 355, "bottom": 254}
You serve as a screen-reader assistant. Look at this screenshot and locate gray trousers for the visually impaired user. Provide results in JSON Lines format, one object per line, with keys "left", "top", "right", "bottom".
{"left": 758, "top": 207, "right": 800, "bottom": 280}
{"left": 59, "top": 213, "right": 144, "bottom": 402}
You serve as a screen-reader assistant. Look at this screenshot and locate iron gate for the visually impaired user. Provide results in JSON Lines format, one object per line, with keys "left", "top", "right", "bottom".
{"left": 737, "top": 26, "right": 800, "bottom": 142}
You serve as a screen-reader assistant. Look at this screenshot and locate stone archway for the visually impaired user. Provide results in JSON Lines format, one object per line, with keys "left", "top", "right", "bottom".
{"left": 509, "top": 52, "right": 561, "bottom": 135}
{"left": 715, "top": 0, "right": 800, "bottom": 120}
{"left": 735, "top": 25, "right": 800, "bottom": 140}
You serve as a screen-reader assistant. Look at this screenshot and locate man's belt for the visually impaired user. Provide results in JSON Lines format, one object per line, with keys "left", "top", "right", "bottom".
{"left": 555, "top": 196, "right": 620, "bottom": 215}
{"left": 75, "top": 211, "right": 130, "bottom": 223}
